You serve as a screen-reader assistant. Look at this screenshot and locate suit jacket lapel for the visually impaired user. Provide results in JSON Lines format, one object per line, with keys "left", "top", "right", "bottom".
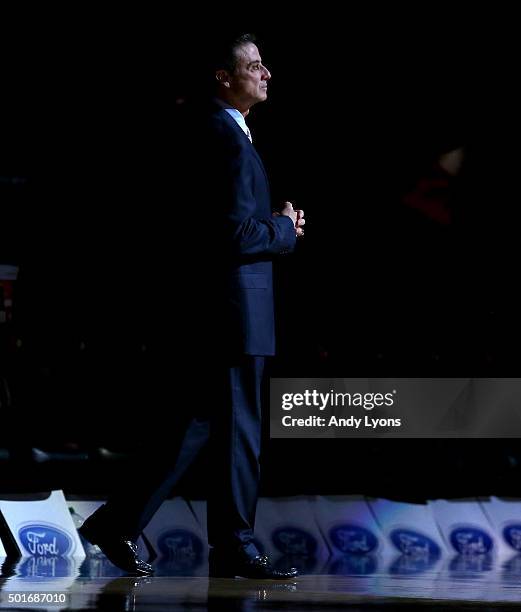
{"left": 249, "top": 143, "right": 270, "bottom": 185}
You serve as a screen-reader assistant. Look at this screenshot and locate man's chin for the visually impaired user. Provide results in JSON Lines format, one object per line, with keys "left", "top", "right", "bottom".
{"left": 251, "top": 91, "right": 268, "bottom": 106}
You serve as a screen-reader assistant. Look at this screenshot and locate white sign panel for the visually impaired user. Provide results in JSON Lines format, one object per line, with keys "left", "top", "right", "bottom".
{"left": 429, "top": 499, "right": 502, "bottom": 556}
{"left": 143, "top": 497, "right": 207, "bottom": 576}
{"left": 0, "top": 491, "right": 85, "bottom": 559}
{"left": 255, "top": 496, "right": 330, "bottom": 574}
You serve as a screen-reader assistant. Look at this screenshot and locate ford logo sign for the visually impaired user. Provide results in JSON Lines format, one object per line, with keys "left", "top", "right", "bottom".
{"left": 18, "top": 524, "right": 73, "bottom": 557}
{"left": 450, "top": 527, "right": 493, "bottom": 555}
{"left": 329, "top": 524, "right": 378, "bottom": 555}
{"left": 389, "top": 529, "right": 441, "bottom": 559}
{"left": 272, "top": 527, "right": 317, "bottom": 556}
{"left": 503, "top": 524, "right": 521, "bottom": 552}
{"left": 157, "top": 529, "right": 203, "bottom": 567}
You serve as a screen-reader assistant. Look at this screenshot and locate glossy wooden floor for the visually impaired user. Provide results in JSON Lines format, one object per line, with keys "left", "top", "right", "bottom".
{"left": 2, "top": 555, "right": 521, "bottom": 610}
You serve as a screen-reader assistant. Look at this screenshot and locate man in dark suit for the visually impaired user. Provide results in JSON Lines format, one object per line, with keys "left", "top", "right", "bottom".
{"left": 79, "top": 33, "right": 304, "bottom": 579}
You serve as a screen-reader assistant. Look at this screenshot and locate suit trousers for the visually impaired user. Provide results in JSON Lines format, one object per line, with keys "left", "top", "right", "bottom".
{"left": 97, "top": 355, "right": 265, "bottom": 556}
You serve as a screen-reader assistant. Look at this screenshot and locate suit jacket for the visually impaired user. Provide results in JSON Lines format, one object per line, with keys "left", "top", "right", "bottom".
{"left": 197, "top": 102, "right": 297, "bottom": 356}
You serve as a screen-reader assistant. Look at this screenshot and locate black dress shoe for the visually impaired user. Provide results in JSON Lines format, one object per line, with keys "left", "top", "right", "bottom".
{"left": 209, "top": 551, "right": 298, "bottom": 579}
{"left": 79, "top": 519, "right": 154, "bottom": 576}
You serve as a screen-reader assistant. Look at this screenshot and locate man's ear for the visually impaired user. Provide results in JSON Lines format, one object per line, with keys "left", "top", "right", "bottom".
{"left": 216, "top": 69, "right": 231, "bottom": 88}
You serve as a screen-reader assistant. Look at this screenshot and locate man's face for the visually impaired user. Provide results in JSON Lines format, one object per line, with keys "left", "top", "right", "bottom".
{"left": 227, "top": 43, "right": 271, "bottom": 110}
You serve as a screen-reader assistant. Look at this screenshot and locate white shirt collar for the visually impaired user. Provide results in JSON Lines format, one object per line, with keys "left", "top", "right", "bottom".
{"left": 214, "top": 98, "right": 252, "bottom": 142}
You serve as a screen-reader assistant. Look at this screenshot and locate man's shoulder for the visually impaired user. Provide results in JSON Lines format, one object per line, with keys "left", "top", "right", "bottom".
{"left": 181, "top": 100, "right": 247, "bottom": 157}
{"left": 208, "top": 111, "right": 249, "bottom": 153}
{"left": 207, "top": 107, "right": 239, "bottom": 138}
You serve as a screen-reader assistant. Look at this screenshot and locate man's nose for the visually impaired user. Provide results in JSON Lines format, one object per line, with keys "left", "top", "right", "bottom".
{"left": 261, "top": 65, "right": 271, "bottom": 80}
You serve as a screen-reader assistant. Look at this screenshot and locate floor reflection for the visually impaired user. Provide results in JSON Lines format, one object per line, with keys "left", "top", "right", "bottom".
{"left": 2, "top": 553, "right": 521, "bottom": 610}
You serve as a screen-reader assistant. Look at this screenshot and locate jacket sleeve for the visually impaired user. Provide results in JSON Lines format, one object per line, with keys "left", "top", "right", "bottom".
{"left": 222, "top": 140, "right": 297, "bottom": 257}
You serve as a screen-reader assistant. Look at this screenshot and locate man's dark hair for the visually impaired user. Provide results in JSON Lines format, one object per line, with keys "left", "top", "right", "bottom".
{"left": 189, "top": 32, "right": 258, "bottom": 101}
{"left": 213, "top": 33, "right": 257, "bottom": 74}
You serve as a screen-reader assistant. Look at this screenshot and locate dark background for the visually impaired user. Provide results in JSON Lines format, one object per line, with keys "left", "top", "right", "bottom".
{"left": 1, "top": 12, "right": 520, "bottom": 500}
